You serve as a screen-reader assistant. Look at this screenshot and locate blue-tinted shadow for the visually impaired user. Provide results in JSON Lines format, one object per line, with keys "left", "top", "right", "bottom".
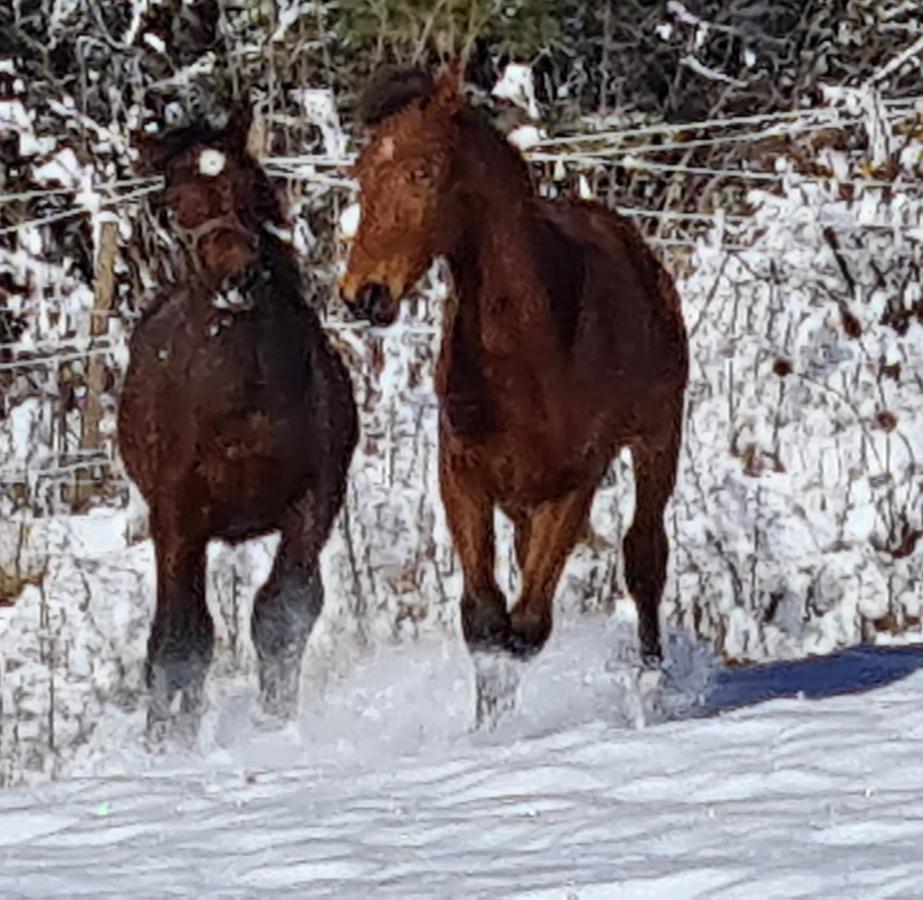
{"left": 703, "top": 643, "right": 923, "bottom": 715}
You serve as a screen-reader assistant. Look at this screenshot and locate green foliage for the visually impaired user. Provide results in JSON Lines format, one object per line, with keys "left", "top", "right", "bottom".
{"left": 333, "top": 0, "right": 566, "bottom": 64}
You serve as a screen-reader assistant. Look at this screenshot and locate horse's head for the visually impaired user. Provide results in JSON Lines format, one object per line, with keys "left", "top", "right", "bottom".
{"left": 340, "top": 65, "right": 463, "bottom": 327}
{"left": 135, "top": 106, "right": 267, "bottom": 281}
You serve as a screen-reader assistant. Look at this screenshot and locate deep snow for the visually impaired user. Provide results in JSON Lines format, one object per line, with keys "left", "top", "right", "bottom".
{"left": 2, "top": 619, "right": 923, "bottom": 897}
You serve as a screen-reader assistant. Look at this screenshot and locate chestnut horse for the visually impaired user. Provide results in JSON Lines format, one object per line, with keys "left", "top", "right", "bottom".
{"left": 341, "top": 67, "right": 688, "bottom": 724}
{"left": 119, "top": 109, "right": 357, "bottom": 741}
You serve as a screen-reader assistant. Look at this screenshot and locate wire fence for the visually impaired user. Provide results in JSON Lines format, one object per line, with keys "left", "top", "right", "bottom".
{"left": 1, "top": 93, "right": 920, "bottom": 510}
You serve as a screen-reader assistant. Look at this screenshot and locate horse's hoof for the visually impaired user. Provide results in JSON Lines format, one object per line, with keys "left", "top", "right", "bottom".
{"left": 504, "top": 633, "right": 543, "bottom": 660}
{"left": 144, "top": 712, "right": 170, "bottom": 752}
{"left": 637, "top": 665, "right": 663, "bottom": 696}
{"left": 144, "top": 664, "right": 207, "bottom": 749}
{"left": 257, "top": 657, "right": 301, "bottom": 720}
{"left": 259, "top": 691, "right": 298, "bottom": 720}
{"left": 472, "top": 651, "right": 524, "bottom": 730}
{"left": 609, "top": 663, "right": 663, "bottom": 730}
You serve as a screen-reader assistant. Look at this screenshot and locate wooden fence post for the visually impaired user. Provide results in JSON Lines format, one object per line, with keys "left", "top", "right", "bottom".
{"left": 75, "top": 217, "right": 118, "bottom": 508}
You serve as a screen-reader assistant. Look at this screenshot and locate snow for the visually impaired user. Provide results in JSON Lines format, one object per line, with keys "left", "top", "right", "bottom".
{"left": 507, "top": 125, "right": 546, "bottom": 151}
{"left": 32, "top": 148, "right": 82, "bottom": 188}
{"left": 293, "top": 87, "right": 348, "bottom": 158}
{"left": 3, "top": 506, "right": 923, "bottom": 894}
{"left": 3, "top": 597, "right": 923, "bottom": 894}
{"left": 339, "top": 202, "right": 361, "bottom": 238}
{"left": 0, "top": 100, "right": 54, "bottom": 156}
{"left": 492, "top": 63, "right": 540, "bottom": 121}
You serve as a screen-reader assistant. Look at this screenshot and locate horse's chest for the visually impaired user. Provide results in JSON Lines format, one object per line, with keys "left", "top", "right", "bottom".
{"left": 442, "top": 415, "right": 597, "bottom": 505}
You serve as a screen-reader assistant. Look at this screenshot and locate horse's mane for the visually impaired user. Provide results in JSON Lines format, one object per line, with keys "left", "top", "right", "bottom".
{"left": 358, "top": 65, "right": 534, "bottom": 199}
{"left": 356, "top": 66, "right": 434, "bottom": 126}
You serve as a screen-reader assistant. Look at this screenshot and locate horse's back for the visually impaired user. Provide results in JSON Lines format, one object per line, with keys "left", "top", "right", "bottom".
{"left": 539, "top": 199, "right": 688, "bottom": 397}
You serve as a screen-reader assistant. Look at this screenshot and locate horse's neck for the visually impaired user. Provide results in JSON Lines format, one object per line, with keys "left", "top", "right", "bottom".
{"left": 446, "top": 192, "right": 559, "bottom": 360}
{"left": 197, "top": 244, "right": 303, "bottom": 313}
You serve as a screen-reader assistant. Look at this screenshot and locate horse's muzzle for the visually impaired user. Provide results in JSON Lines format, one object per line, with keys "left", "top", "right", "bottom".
{"left": 347, "top": 282, "right": 397, "bottom": 327}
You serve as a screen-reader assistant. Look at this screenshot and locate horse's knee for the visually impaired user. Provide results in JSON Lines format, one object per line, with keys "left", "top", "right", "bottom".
{"left": 145, "top": 616, "right": 215, "bottom": 696}
{"left": 461, "top": 585, "right": 510, "bottom": 651}
{"left": 251, "top": 567, "right": 323, "bottom": 661}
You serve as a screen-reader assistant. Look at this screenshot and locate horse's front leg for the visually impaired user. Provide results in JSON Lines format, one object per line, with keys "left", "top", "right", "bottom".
{"left": 146, "top": 516, "right": 212, "bottom": 745}
{"left": 251, "top": 493, "right": 331, "bottom": 719}
{"left": 440, "top": 450, "right": 519, "bottom": 726}
{"left": 508, "top": 485, "right": 596, "bottom": 657}
{"left": 439, "top": 451, "right": 509, "bottom": 649}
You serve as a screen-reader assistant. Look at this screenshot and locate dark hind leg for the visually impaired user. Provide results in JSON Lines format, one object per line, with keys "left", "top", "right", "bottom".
{"left": 146, "top": 509, "right": 213, "bottom": 743}
{"left": 251, "top": 492, "right": 335, "bottom": 718}
{"left": 508, "top": 486, "right": 596, "bottom": 658}
{"left": 625, "top": 416, "right": 682, "bottom": 667}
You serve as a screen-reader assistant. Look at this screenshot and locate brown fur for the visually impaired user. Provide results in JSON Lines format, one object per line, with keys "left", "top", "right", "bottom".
{"left": 119, "top": 110, "right": 358, "bottom": 740}
{"left": 341, "top": 66, "right": 688, "bottom": 687}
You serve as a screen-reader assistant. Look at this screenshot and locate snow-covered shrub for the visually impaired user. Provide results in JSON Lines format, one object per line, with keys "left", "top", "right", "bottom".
{"left": 672, "top": 134, "right": 923, "bottom": 660}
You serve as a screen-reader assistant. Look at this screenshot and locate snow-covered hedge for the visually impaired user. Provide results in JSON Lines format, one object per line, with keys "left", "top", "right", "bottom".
{"left": 672, "top": 159, "right": 923, "bottom": 660}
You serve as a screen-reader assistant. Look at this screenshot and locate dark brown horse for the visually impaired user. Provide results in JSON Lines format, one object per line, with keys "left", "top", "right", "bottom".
{"left": 119, "top": 108, "right": 357, "bottom": 741}
{"left": 341, "top": 66, "right": 688, "bottom": 724}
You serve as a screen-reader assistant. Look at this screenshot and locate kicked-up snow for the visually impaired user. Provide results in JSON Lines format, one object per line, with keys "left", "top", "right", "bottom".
{"left": 2, "top": 613, "right": 923, "bottom": 897}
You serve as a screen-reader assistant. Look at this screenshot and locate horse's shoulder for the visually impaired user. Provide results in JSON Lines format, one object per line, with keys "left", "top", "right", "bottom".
{"left": 531, "top": 201, "right": 588, "bottom": 350}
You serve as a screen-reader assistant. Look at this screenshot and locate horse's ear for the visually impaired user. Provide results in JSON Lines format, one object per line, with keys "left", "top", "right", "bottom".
{"left": 245, "top": 108, "right": 267, "bottom": 159}
{"left": 227, "top": 103, "right": 260, "bottom": 155}
{"left": 132, "top": 130, "right": 170, "bottom": 176}
{"left": 434, "top": 59, "right": 464, "bottom": 111}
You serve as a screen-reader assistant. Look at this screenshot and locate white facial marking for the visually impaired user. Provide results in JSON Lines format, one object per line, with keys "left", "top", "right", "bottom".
{"left": 198, "top": 148, "right": 226, "bottom": 176}
{"left": 379, "top": 136, "right": 395, "bottom": 162}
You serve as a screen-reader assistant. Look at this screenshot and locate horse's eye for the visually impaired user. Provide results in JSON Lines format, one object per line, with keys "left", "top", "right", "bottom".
{"left": 409, "top": 166, "right": 432, "bottom": 185}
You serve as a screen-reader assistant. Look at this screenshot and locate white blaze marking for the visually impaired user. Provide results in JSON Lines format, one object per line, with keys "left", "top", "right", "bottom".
{"left": 378, "top": 136, "right": 395, "bottom": 162}
{"left": 198, "top": 148, "right": 226, "bottom": 176}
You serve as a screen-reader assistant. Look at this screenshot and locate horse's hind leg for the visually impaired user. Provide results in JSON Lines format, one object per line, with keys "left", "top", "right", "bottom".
{"left": 625, "top": 413, "right": 682, "bottom": 667}
{"left": 251, "top": 493, "right": 333, "bottom": 718}
{"left": 508, "top": 486, "right": 595, "bottom": 657}
{"left": 146, "top": 511, "right": 212, "bottom": 744}
{"left": 507, "top": 507, "right": 531, "bottom": 575}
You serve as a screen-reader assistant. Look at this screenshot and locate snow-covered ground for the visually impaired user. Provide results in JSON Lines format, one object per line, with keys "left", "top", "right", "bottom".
{"left": 5, "top": 510, "right": 923, "bottom": 896}
{"left": 2, "top": 616, "right": 923, "bottom": 897}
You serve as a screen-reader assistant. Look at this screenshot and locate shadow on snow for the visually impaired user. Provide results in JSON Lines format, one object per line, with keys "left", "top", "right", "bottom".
{"left": 701, "top": 642, "right": 923, "bottom": 716}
